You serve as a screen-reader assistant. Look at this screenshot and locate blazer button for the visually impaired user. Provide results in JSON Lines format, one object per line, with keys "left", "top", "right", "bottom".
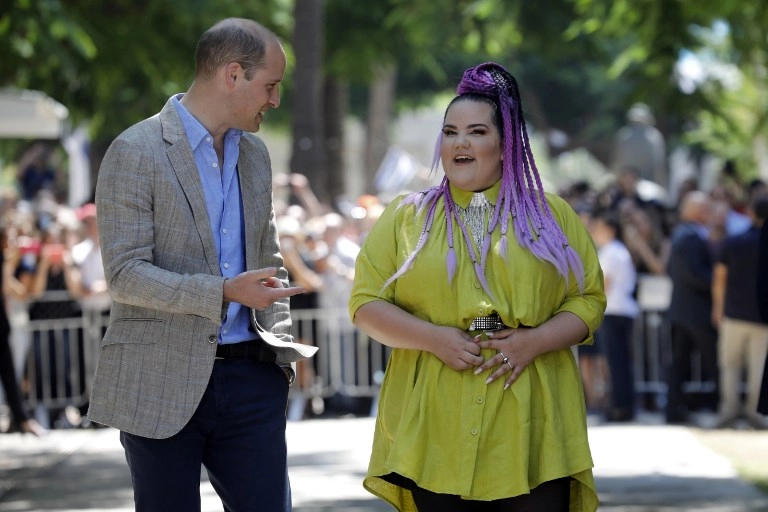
{"left": 208, "top": 335, "right": 217, "bottom": 344}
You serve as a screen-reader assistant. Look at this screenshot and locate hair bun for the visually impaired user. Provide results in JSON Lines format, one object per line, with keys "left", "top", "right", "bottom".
{"left": 456, "top": 62, "right": 516, "bottom": 98}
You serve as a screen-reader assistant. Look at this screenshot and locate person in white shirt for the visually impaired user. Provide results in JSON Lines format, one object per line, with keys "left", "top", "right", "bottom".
{"left": 71, "top": 203, "right": 111, "bottom": 315}
{"left": 590, "top": 210, "right": 639, "bottom": 421}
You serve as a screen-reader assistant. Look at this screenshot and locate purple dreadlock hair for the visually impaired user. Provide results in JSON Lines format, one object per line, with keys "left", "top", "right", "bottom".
{"left": 381, "top": 62, "right": 585, "bottom": 296}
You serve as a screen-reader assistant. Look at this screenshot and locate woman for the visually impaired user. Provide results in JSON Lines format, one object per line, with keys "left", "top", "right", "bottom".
{"left": 349, "top": 62, "right": 606, "bottom": 511}
{"left": 589, "top": 210, "right": 638, "bottom": 422}
{"left": 0, "top": 224, "right": 47, "bottom": 436}
{"left": 28, "top": 224, "right": 83, "bottom": 429}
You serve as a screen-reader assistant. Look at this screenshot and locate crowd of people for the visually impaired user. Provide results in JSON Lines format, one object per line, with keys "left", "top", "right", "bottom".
{"left": 562, "top": 164, "right": 768, "bottom": 429}
{"left": 0, "top": 186, "right": 109, "bottom": 435}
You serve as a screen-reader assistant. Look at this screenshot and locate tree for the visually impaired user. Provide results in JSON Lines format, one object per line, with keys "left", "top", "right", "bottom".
{"left": 568, "top": 0, "right": 768, "bottom": 180}
{"left": 1, "top": 1, "right": 289, "bottom": 178}
{"left": 290, "top": 0, "right": 328, "bottom": 202}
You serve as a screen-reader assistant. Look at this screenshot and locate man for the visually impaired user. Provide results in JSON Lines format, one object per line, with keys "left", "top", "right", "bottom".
{"left": 665, "top": 190, "right": 719, "bottom": 424}
{"left": 711, "top": 195, "right": 768, "bottom": 429}
{"left": 88, "top": 18, "right": 316, "bottom": 511}
{"left": 758, "top": 201, "right": 768, "bottom": 416}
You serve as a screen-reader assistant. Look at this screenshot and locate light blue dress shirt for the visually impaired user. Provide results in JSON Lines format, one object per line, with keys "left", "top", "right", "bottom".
{"left": 172, "top": 95, "right": 254, "bottom": 344}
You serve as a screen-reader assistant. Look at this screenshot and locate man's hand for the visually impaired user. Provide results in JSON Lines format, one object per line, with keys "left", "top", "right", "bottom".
{"left": 224, "top": 267, "right": 304, "bottom": 310}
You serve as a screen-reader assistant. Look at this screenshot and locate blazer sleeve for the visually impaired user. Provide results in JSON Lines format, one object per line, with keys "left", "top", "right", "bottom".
{"left": 96, "top": 129, "right": 225, "bottom": 324}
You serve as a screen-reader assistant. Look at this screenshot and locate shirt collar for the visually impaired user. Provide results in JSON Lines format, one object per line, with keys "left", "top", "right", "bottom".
{"left": 171, "top": 94, "right": 242, "bottom": 150}
{"left": 449, "top": 179, "right": 502, "bottom": 209}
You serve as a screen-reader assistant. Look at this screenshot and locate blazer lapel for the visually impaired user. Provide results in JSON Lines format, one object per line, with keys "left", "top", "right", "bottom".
{"left": 237, "top": 136, "right": 271, "bottom": 270}
{"left": 160, "top": 99, "right": 221, "bottom": 276}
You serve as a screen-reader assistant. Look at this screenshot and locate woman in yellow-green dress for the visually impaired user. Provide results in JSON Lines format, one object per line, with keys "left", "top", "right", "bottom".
{"left": 349, "top": 62, "right": 606, "bottom": 512}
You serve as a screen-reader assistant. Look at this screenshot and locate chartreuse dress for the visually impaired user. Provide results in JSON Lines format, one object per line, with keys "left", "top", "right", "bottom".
{"left": 349, "top": 181, "right": 606, "bottom": 512}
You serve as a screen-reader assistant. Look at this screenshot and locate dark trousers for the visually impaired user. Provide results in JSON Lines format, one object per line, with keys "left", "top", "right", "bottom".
{"left": 666, "top": 322, "right": 719, "bottom": 420}
{"left": 121, "top": 359, "right": 291, "bottom": 512}
{"left": 411, "top": 477, "right": 571, "bottom": 512}
{"left": 759, "top": 352, "right": 768, "bottom": 415}
{"left": 596, "top": 315, "right": 636, "bottom": 415}
{"left": 0, "top": 325, "right": 28, "bottom": 427}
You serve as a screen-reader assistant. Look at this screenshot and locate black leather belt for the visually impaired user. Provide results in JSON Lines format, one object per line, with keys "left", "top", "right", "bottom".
{"left": 216, "top": 340, "right": 276, "bottom": 363}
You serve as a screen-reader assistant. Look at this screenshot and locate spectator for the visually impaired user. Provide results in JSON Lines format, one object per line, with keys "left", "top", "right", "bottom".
{"left": 277, "top": 214, "right": 323, "bottom": 420}
{"left": 317, "top": 212, "right": 364, "bottom": 414}
{"left": 621, "top": 204, "right": 671, "bottom": 276}
{"left": 3, "top": 215, "right": 37, "bottom": 397}
{"left": 665, "top": 191, "right": 719, "bottom": 424}
{"left": 27, "top": 224, "right": 82, "bottom": 429}
{"left": 18, "top": 156, "right": 56, "bottom": 202}
{"left": 711, "top": 195, "right": 768, "bottom": 429}
{"left": 576, "top": 210, "right": 609, "bottom": 414}
{"left": 710, "top": 182, "right": 751, "bottom": 237}
{"left": 70, "top": 203, "right": 110, "bottom": 425}
{"left": 70, "top": 203, "right": 110, "bottom": 316}
{"left": 758, "top": 212, "right": 768, "bottom": 415}
{"left": 0, "top": 226, "right": 46, "bottom": 436}
{"left": 590, "top": 210, "right": 639, "bottom": 422}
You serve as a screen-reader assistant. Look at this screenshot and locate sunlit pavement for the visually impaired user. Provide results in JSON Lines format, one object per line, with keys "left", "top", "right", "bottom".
{"left": 1, "top": 414, "right": 767, "bottom": 511}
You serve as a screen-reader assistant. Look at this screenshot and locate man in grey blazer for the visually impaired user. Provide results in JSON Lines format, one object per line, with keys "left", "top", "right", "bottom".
{"left": 88, "top": 18, "right": 315, "bottom": 511}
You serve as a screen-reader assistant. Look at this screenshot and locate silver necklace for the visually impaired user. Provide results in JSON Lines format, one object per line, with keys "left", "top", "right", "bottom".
{"left": 457, "top": 192, "right": 494, "bottom": 252}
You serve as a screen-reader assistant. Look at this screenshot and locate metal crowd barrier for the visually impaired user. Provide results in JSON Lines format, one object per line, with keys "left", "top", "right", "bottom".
{"left": 633, "top": 273, "right": 715, "bottom": 409}
{"left": 19, "top": 304, "right": 108, "bottom": 414}
{"left": 14, "top": 282, "right": 717, "bottom": 422}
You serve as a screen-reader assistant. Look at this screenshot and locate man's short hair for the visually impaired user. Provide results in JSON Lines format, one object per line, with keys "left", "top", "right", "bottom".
{"left": 194, "top": 18, "right": 277, "bottom": 81}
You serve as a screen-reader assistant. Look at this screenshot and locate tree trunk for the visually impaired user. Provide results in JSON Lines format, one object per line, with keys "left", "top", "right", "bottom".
{"left": 365, "top": 64, "right": 397, "bottom": 194}
{"left": 290, "top": 0, "right": 327, "bottom": 203}
{"left": 324, "top": 76, "right": 347, "bottom": 208}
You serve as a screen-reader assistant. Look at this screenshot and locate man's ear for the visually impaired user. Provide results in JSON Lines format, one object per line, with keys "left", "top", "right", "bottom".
{"left": 224, "top": 62, "right": 241, "bottom": 87}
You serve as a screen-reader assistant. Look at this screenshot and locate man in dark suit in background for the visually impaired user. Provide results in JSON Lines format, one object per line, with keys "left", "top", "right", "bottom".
{"left": 665, "top": 191, "right": 719, "bottom": 424}
{"left": 757, "top": 209, "right": 768, "bottom": 415}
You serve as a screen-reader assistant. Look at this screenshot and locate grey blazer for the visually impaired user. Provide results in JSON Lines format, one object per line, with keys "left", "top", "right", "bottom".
{"left": 88, "top": 97, "right": 311, "bottom": 439}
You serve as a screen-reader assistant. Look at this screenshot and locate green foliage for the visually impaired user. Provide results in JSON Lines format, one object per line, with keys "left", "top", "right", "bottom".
{"left": 684, "top": 47, "right": 768, "bottom": 178}
{"left": 4, "top": 0, "right": 768, "bottom": 181}
{"left": 1, "top": 0, "right": 289, "bottom": 150}
{"left": 568, "top": 0, "right": 768, "bottom": 176}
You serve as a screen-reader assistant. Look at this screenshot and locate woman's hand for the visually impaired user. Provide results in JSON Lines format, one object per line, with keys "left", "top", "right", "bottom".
{"left": 429, "top": 326, "right": 484, "bottom": 371}
{"left": 353, "top": 301, "right": 483, "bottom": 370}
{"left": 473, "top": 327, "right": 538, "bottom": 390}
{"left": 474, "top": 312, "right": 590, "bottom": 390}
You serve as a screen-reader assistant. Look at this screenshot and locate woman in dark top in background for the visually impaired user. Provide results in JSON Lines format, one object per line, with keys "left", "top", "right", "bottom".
{"left": 0, "top": 228, "right": 46, "bottom": 435}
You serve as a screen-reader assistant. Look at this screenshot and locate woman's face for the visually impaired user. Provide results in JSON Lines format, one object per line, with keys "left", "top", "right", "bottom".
{"left": 440, "top": 99, "right": 503, "bottom": 192}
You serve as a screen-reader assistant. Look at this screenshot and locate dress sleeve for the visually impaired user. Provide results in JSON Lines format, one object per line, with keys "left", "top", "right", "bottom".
{"left": 349, "top": 198, "right": 405, "bottom": 321}
{"left": 549, "top": 195, "right": 607, "bottom": 343}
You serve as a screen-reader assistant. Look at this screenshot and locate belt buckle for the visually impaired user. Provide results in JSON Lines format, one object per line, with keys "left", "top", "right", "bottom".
{"left": 468, "top": 313, "right": 506, "bottom": 332}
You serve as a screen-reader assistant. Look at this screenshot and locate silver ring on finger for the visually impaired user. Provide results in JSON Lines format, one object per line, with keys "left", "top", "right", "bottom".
{"left": 499, "top": 351, "right": 508, "bottom": 364}
{"left": 505, "top": 360, "right": 514, "bottom": 370}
